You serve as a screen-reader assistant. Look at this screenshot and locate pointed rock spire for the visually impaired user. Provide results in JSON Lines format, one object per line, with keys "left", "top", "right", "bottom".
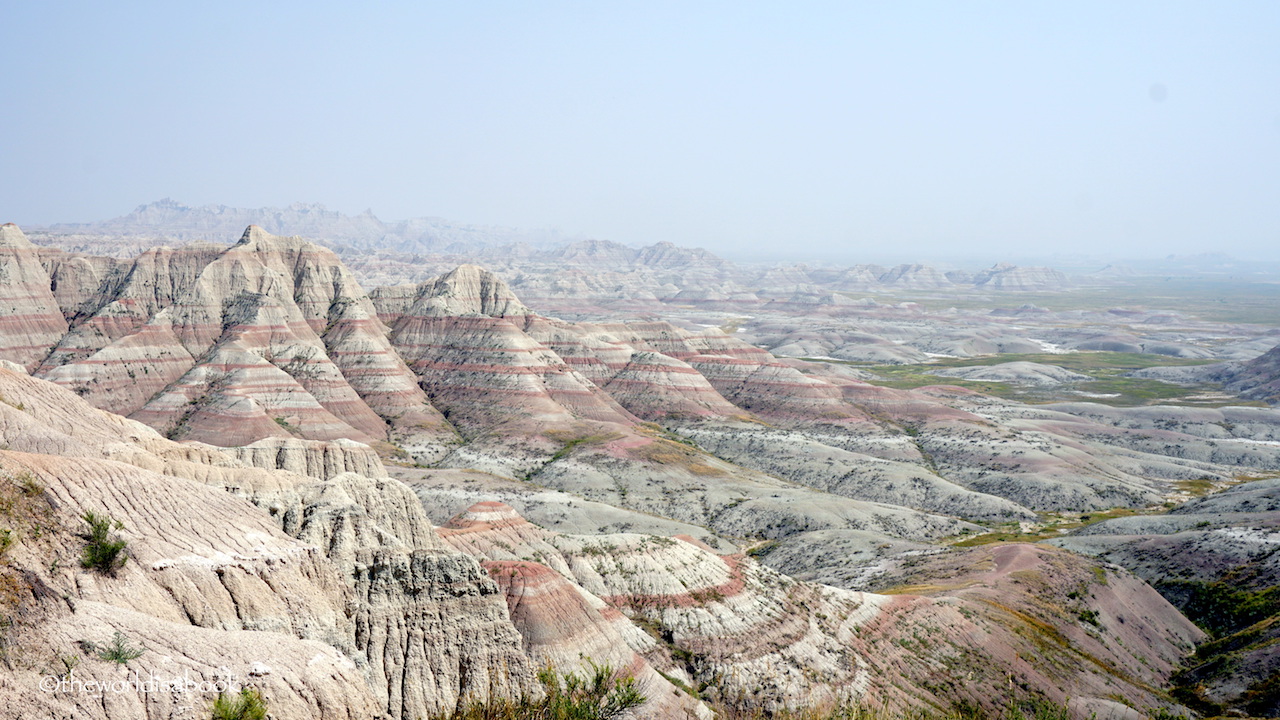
{"left": 0, "top": 223, "right": 35, "bottom": 249}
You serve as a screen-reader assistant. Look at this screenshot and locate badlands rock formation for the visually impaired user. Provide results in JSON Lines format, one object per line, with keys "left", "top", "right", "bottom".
{"left": 0, "top": 224, "right": 69, "bottom": 370}
{"left": 0, "top": 364, "right": 535, "bottom": 720}
{"left": 43, "top": 198, "right": 573, "bottom": 254}
{"left": 4, "top": 223, "right": 1280, "bottom": 558}
{"left": 0, "top": 350, "right": 1207, "bottom": 720}
{"left": 972, "top": 262, "right": 1070, "bottom": 291}
{"left": 14, "top": 226, "right": 458, "bottom": 461}
{"left": 6, "top": 219, "right": 1280, "bottom": 716}
{"left": 1140, "top": 342, "right": 1280, "bottom": 405}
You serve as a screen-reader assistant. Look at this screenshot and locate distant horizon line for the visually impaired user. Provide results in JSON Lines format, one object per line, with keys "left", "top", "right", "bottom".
{"left": 9, "top": 197, "right": 1280, "bottom": 269}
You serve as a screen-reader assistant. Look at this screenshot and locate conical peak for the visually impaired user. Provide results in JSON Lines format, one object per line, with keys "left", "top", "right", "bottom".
{"left": 442, "top": 501, "right": 530, "bottom": 531}
{"left": 236, "top": 224, "right": 275, "bottom": 246}
{"left": 442, "top": 263, "right": 490, "bottom": 279}
{"left": 233, "top": 225, "right": 317, "bottom": 254}
{"left": 416, "top": 264, "right": 530, "bottom": 317}
{"left": 0, "top": 223, "right": 34, "bottom": 249}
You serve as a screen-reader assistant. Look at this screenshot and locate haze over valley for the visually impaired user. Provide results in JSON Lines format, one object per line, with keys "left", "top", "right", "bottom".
{"left": 0, "top": 198, "right": 1276, "bottom": 717}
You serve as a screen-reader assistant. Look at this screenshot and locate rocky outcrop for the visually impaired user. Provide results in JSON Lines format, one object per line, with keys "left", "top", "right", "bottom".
{"left": 877, "top": 263, "right": 955, "bottom": 289}
{"left": 1226, "top": 343, "right": 1280, "bottom": 403}
{"left": 388, "top": 264, "right": 531, "bottom": 318}
{"left": 440, "top": 502, "right": 880, "bottom": 712}
{"left": 601, "top": 351, "right": 743, "bottom": 420}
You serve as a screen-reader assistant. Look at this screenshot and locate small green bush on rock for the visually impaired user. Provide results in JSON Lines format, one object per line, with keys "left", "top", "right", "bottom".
{"left": 80, "top": 510, "right": 127, "bottom": 573}
{"left": 211, "top": 688, "right": 269, "bottom": 720}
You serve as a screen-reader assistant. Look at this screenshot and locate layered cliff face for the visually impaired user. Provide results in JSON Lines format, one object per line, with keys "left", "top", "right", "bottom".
{"left": 0, "top": 364, "right": 535, "bottom": 720}
{"left": 0, "top": 224, "right": 70, "bottom": 370}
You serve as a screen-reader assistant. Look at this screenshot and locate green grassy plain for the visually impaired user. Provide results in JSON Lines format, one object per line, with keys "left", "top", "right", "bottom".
{"left": 826, "top": 351, "right": 1266, "bottom": 408}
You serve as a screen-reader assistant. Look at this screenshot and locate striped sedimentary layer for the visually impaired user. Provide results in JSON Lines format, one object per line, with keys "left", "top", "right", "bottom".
{"left": 25, "top": 225, "right": 455, "bottom": 457}
{"left": 0, "top": 224, "right": 70, "bottom": 369}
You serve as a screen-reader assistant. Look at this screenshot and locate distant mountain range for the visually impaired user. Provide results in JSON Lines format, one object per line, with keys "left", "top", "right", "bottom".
{"left": 42, "top": 198, "right": 582, "bottom": 254}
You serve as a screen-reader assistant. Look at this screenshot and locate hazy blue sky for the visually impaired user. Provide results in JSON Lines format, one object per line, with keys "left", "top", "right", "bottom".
{"left": 2, "top": 2, "right": 1278, "bottom": 261}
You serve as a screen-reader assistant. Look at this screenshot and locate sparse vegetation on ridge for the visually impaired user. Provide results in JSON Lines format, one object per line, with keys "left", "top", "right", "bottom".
{"left": 432, "top": 662, "right": 645, "bottom": 720}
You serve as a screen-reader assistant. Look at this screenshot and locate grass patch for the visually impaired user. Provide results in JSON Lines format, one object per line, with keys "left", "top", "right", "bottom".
{"left": 1173, "top": 478, "right": 1218, "bottom": 497}
{"left": 851, "top": 365, "right": 1018, "bottom": 397}
{"left": 850, "top": 351, "right": 1241, "bottom": 407}
{"left": 547, "top": 432, "right": 623, "bottom": 462}
{"left": 630, "top": 438, "right": 726, "bottom": 476}
{"left": 1170, "top": 613, "right": 1280, "bottom": 717}
{"left": 951, "top": 507, "right": 1151, "bottom": 547}
{"left": 746, "top": 540, "right": 778, "bottom": 558}
{"left": 1158, "top": 579, "right": 1280, "bottom": 639}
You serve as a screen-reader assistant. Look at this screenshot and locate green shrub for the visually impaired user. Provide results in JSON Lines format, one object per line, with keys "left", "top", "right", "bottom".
{"left": 211, "top": 688, "right": 269, "bottom": 720}
{"left": 80, "top": 510, "right": 127, "bottom": 573}
{"left": 539, "top": 661, "right": 645, "bottom": 720}
{"left": 82, "top": 630, "right": 144, "bottom": 664}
